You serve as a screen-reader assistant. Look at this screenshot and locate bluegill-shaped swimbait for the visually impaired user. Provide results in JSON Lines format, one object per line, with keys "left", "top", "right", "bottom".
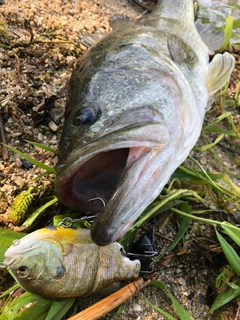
{"left": 55, "top": 0, "right": 235, "bottom": 245}
{"left": 3, "top": 227, "right": 140, "bottom": 299}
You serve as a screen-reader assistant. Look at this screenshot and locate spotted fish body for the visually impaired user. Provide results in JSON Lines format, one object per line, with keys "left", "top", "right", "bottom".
{"left": 3, "top": 227, "right": 140, "bottom": 299}
{"left": 55, "top": 0, "right": 235, "bottom": 246}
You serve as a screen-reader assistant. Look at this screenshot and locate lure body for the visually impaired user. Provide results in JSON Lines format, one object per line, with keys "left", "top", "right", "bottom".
{"left": 3, "top": 227, "right": 140, "bottom": 299}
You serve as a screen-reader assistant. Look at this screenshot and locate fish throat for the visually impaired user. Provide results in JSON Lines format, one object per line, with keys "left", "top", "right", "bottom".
{"left": 66, "top": 148, "right": 130, "bottom": 214}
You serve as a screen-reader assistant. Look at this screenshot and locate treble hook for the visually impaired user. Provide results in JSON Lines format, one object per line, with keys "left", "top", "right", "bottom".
{"left": 58, "top": 197, "right": 105, "bottom": 228}
{"left": 58, "top": 215, "right": 97, "bottom": 228}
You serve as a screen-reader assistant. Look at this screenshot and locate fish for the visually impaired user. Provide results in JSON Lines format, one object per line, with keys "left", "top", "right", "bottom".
{"left": 54, "top": 0, "right": 235, "bottom": 246}
{"left": 3, "top": 226, "right": 141, "bottom": 299}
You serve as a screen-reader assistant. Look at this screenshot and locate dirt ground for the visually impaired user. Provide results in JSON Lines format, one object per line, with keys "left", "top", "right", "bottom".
{"left": 0, "top": 0, "right": 240, "bottom": 319}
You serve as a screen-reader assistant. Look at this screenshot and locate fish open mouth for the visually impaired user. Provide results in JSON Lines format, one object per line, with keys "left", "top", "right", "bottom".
{"left": 55, "top": 145, "right": 153, "bottom": 215}
{"left": 69, "top": 148, "right": 129, "bottom": 214}
{"left": 55, "top": 121, "right": 170, "bottom": 245}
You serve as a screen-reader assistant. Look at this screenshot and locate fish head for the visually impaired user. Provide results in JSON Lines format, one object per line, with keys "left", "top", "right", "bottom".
{"left": 3, "top": 231, "right": 65, "bottom": 294}
{"left": 55, "top": 58, "right": 182, "bottom": 245}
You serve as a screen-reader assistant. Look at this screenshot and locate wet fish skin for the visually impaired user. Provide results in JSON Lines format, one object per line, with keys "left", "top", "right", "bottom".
{"left": 55, "top": 0, "right": 235, "bottom": 245}
{"left": 3, "top": 227, "right": 140, "bottom": 299}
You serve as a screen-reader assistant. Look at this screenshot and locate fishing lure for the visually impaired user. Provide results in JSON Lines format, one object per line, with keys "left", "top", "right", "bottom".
{"left": 3, "top": 226, "right": 154, "bottom": 299}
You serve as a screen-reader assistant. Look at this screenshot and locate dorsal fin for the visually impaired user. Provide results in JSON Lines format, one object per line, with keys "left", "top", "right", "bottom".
{"left": 206, "top": 52, "right": 235, "bottom": 96}
{"left": 195, "top": 19, "right": 224, "bottom": 53}
{"left": 109, "top": 14, "right": 134, "bottom": 30}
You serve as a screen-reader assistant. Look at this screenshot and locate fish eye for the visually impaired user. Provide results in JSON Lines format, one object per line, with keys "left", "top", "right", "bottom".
{"left": 75, "top": 106, "right": 98, "bottom": 126}
{"left": 17, "top": 266, "right": 29, "bottom": 277}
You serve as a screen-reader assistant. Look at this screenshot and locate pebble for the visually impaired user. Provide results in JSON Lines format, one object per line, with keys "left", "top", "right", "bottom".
{"left": 15, "top": 158, "right": 22, "bottom": 168}
{"left": 178, "top": 277, "right": 185, "bottom": 285}
{"left": 133, "top": 303, "right": 143, "bottom": 312}
{"left": 49, "top": 121, "right": 58, "bottom": 132}
{"left": 11, "top": 176, "right": 25, "bottom": 188}
{"left": 37, "top": 133, "right": 45, "bottom": 142}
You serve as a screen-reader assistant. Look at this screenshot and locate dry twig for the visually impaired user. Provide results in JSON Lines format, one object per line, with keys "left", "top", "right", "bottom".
{"left": 68, "top": 277, "right": 152, "bottom": 320}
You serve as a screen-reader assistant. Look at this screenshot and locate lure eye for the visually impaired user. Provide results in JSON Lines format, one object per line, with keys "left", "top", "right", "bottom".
{"left": 76, "top": 106, "right": 98, "bottom": 126}
{"left": 17, "top": 266, "right": 29, "bottom": 277}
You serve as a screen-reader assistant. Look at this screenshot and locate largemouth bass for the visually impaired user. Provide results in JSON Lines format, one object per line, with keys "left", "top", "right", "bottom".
{"left": 3, "top": 227, "right": 140, "bottom": 299}
{"left": 55, "top": 0, "right": 235, "bottom": 246}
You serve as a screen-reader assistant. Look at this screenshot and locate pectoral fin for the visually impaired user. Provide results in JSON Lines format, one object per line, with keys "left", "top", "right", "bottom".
{"left": 168, "top": 35, "right": 198, "bottom": 68}
{"left": 206, "top": 52, "right": 235, "bottom": 96}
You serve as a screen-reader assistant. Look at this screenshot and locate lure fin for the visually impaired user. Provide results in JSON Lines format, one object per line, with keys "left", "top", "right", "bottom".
{"left": 167, "top": 35, "right": 198, "bottom": 68}
{"left": 92, "top": 281, "right": 122, "bottom": 297}
{"left": 128, "top": 228, "right": 156, "bottom": 274}
{"left": 195, "top": 19, "right": 224, "bottom": 53}
{"left": 206, "top": 52, "right": 235, "bottom": 96}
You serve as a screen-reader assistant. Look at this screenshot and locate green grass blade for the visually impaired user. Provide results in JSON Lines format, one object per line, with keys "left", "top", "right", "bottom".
{"left": 223, "top": 15, "right": 233, "bottom": 49}
{"left": 227, "top": 2, "right": 240, "bottom": 10}
{"left": 149, "top": 280, "right": 166, "bottom": 290}
{"left": 0, "top": 284, "right": 20, "bottom": 299}
{"left": 25, "top": 140, "right": 58, "bottom": 155}
{"left": 174, "top": 166, "right": 224, "bottom": 183}
{"left": 46, "top": 299, "right": 75, "bottom": 320}
{"left": 215, "top": 229, "right": 240, "bottom": 276}
{"left": 233, "top": 18, "right": 240, "bottom": 28}
{"left": 215, "top": 267, "right": 234, "bottom": 289}
{"left": 149, "top": 280, "right": 193, "bottom": 320}
{"left": 221, "top": 222, "right": 240, "bottom": 246}
{"left": 194, "top": 134, "right": 224, "bottom": 151}
{"left": 0, "top": 229, "right": 27, "bottom": 261}
{"left": 143, "top": 298, "right": 177, "bottom": 320}
{"left": 1, "top": 143, "right": 55, "bottom": 173}
{"left": 157, "top": 203, "right": 190, "bottom": 260}
{"left": 209, "top": 286, "right": 240, "bottom": 313}
{"left": 0, "top": 292, "right": 51, "bottom": 320}
{"left": 167, "top": 291, "right": 194, "bottom": 320}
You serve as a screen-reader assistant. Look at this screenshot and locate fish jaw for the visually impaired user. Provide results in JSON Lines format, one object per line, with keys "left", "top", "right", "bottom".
{"left": 55, "top": 120, "right": 170, "bottom": 213}
{"left": 90, "top": 143, "right": 179, "bottom": 245}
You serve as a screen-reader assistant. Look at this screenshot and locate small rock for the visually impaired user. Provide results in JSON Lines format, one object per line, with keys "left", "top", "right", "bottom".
{"left": 133, "top": 303, "right": 142, "bottom": 312}
{"left": 49, "top": 121, "right": 58, "bottom": 132}
{"left": 11, "top": 176, "right": 25, "bottom": 188}
{"left": 37, "top": 133, "right": 45, "bottom": 141}
{"left": 178, "top": 277, "right": 185, "bottom": 285}
{"left": 15, "top": 158, "right": 22, "bottom": 168}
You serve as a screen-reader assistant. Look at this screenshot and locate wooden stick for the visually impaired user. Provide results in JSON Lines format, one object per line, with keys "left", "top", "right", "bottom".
{"left": 68, "top": 277, "right": 150, "bottom": 320}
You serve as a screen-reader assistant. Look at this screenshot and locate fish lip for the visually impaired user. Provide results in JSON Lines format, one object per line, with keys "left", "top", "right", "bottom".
{"left": 4, "top": 239, "right": 42, "bottom": 266}
{"left": 3, "top": 255, "right": 22, "bottom": 267}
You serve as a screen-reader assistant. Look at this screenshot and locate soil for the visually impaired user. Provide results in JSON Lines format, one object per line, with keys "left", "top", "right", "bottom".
{"left": 0, "top": 0, "right": 239, "bottom": 319}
